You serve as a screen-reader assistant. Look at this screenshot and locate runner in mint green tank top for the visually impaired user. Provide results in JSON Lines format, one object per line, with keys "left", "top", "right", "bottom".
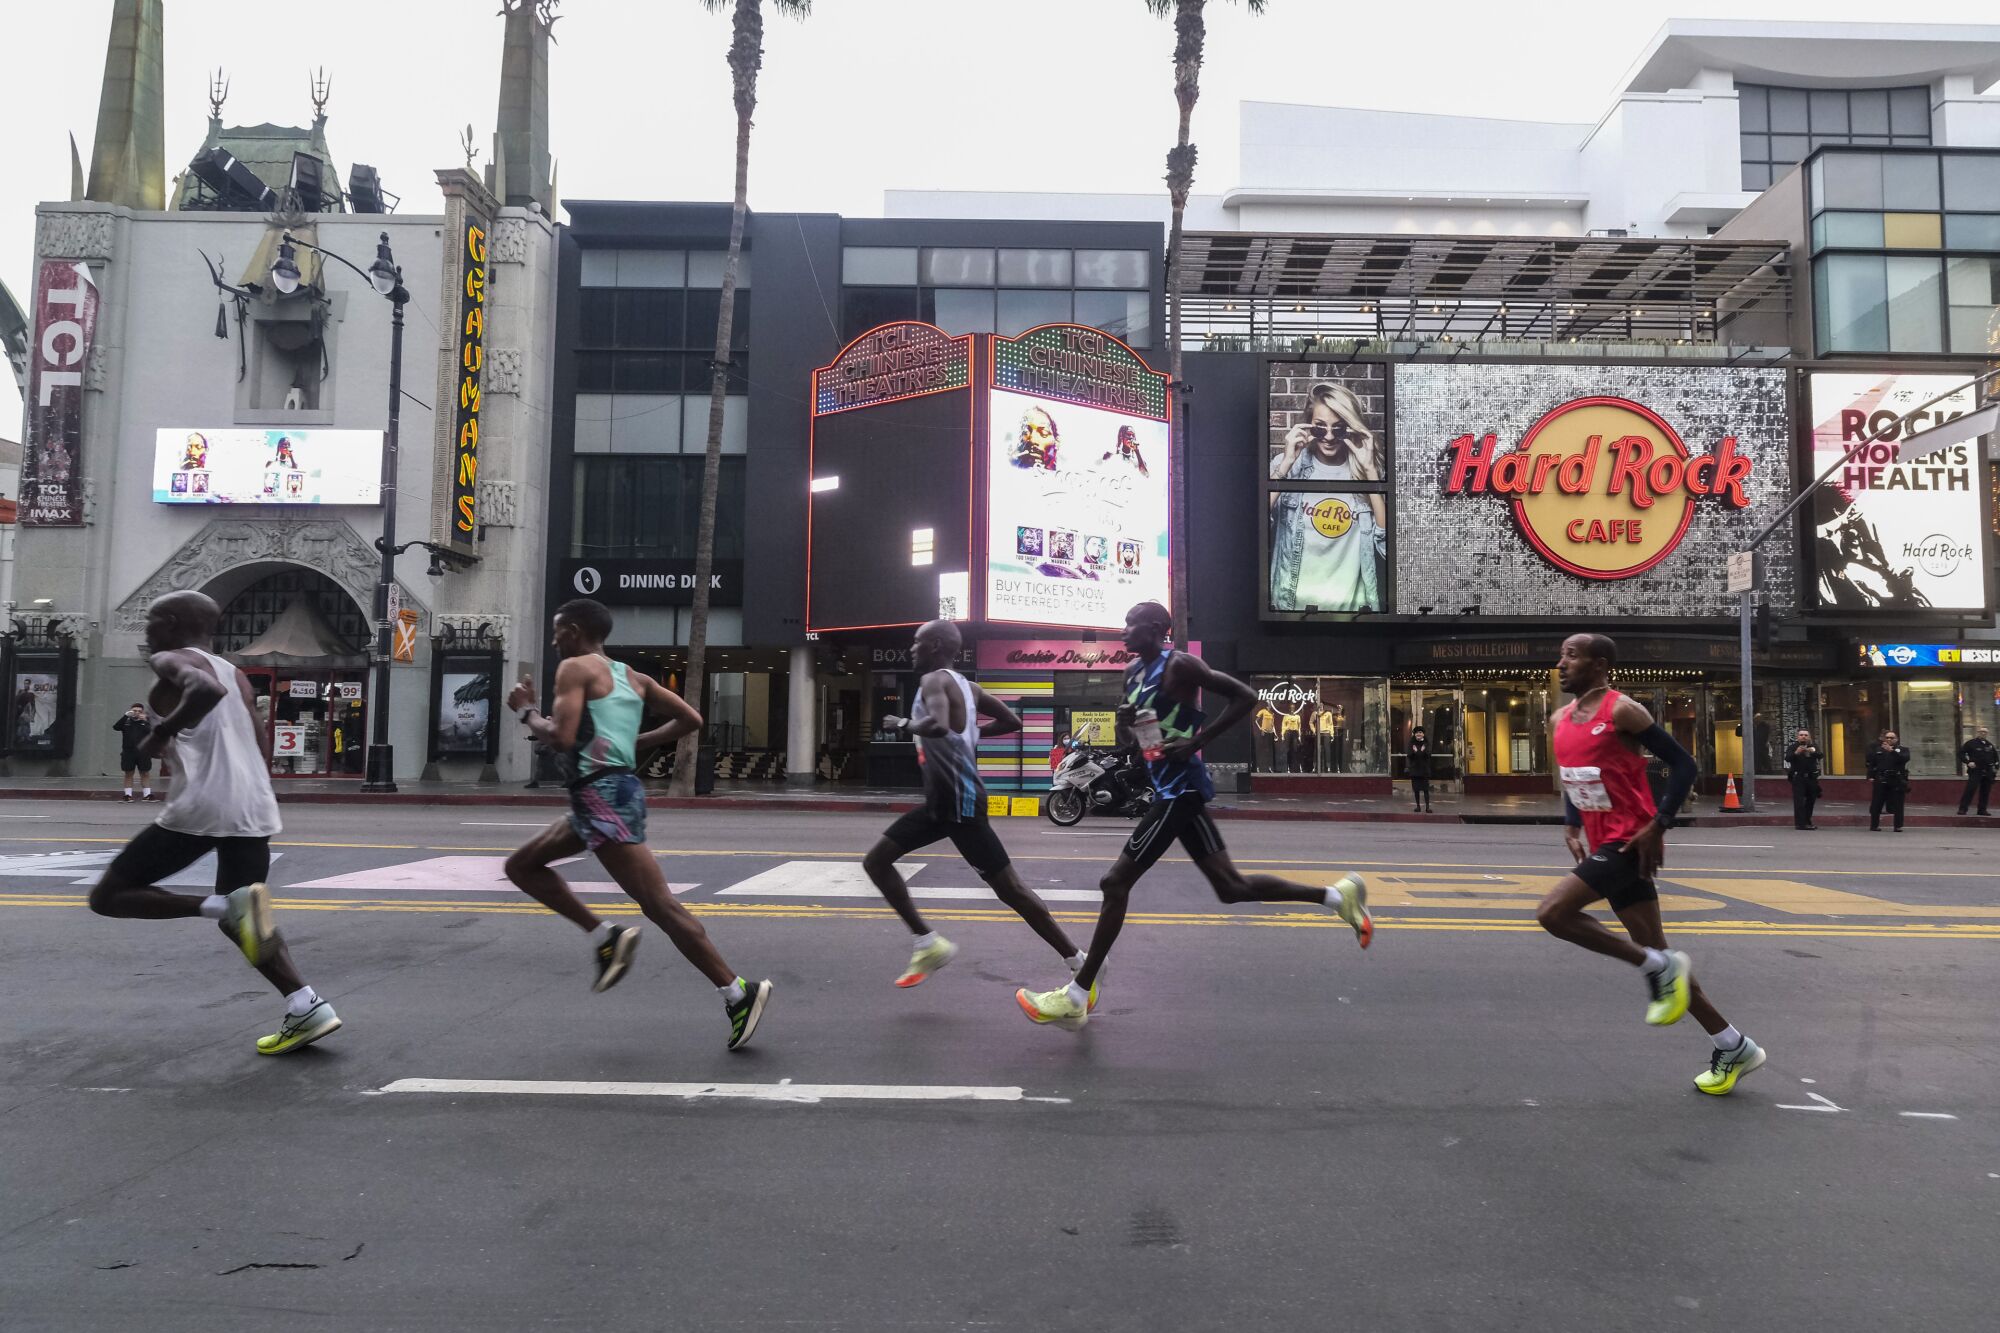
{"left": 506, "top": 598, "right": 775, "bottom": 1051}
{"left": 562, "top": 657, "right": 644, "bottom": 784}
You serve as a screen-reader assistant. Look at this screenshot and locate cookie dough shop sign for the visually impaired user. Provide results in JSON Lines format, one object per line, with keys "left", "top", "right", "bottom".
{"left": 1444, "top": 397, "right": 1753, "bottom": 580}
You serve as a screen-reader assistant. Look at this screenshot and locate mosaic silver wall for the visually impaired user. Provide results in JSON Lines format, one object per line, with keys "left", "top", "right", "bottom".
{"left": 1392, "top": 363, "right": 1797, "bottom": 617}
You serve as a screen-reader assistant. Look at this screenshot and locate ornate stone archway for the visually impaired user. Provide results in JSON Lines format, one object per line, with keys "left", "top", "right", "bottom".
{"left": 114, "top": 518, "right": 427, "bottom": 632}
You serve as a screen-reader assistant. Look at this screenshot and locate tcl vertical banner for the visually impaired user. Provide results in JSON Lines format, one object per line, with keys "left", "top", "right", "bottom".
{"left": 19, "top": 261, "right": 99, "bottom": 526}
{"left": 448, "top": 212, "right": 490, "bottom": 551}
{"left": 1807, "top": 373, "right": 1991, "bottom": 613}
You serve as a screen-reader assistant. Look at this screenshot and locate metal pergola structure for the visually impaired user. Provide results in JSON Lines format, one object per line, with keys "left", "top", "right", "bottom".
{"left": 1174, "top": 232, "right": 1793, "bottom": 351}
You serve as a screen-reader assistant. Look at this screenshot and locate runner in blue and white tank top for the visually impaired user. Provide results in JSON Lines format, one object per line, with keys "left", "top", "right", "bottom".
{"left": 90, "top": 591, "right": 342, "bottom": 1057}
{"left": 1016, "top": 601, "right": 1376, "bottom": 1032}
{"left": 865, "top": 619, "right": 1088, "bottom": 990}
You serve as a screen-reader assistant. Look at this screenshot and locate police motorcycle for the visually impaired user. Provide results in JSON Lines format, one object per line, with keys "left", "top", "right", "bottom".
{"left": 1045, "top": 734, "right": 1154, "bottom": 826}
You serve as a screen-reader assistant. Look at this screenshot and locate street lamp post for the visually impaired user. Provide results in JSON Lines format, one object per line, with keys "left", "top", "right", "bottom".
{"left": 273, "top": 232, "right": 409, "bottom": 791}
{"left": 1732, "top": 367, "right": 2000, "bottom": 812}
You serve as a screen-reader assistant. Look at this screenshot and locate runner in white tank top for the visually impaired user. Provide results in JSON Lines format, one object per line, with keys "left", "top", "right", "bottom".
{"left": 862, "top": 618, "right": 1089, "bottom": 991}
{"left": 89, "top": 592, "right": 341, "bottom": 1056}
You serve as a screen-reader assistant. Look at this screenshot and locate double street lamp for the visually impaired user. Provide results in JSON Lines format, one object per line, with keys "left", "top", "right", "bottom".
{"left": 272, "top": 231, "right": 411, "bottom": 792}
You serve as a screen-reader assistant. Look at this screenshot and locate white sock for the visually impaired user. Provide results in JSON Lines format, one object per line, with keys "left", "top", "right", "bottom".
{"left": 1322, "top": 886, "right": 1344, "bottom": 910}
{"left": 1712, "top": 1025, "right": 1743, "bottom": 1050}
{"left": 720, "top": 978, "right": 746, "bottom": 1005}
{"left": 1065, "top": 952, "right": 1086, "bottom": 974}
{"left": 1639, "top": 947, "right": 1670, "bottom": 975}
{"left": 284, "top": 985, "right": 320, "bottom": 1016}
{"left": 142, "top": 787, "right": 152, "bottom": 797}
{"left": 912, "top": 931, "right": 938, "bottom": 950}
{"left": 199, "top": 894, "right": 229, "bottom": 920}
{"left": 588, "top": 922, "right": 614, "bottom": 945}
{"left": 1064, "top": 981, "right": 1086, "bottom": 1007}
{"left": 124, "top": 787, "right": 132, "bottom": 797}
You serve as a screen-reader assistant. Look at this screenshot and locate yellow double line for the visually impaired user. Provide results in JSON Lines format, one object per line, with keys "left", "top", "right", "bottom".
{"left": 7, "top": 892, "right": 1998, "bottom": 941}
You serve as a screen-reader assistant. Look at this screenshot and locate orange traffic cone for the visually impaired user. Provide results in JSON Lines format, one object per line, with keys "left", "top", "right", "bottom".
{"left": 1720, "top": 774, "right": 1742, "bottom": 812}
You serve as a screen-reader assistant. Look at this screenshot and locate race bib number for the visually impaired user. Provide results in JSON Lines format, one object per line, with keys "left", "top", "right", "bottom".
{"left": 1560, "top": 765, "right": 1612, "bottom": 811}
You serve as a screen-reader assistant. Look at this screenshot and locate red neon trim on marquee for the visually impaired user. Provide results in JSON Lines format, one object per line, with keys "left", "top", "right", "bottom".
{"left": 1507, "top": 395, "right": 1699, "bottom": 582}
{"left": 806, "top": 321, "right": 977, "bottom": 634}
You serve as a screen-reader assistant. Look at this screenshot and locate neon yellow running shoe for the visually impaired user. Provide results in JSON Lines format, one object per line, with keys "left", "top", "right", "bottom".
{"left": 894, "top": 936, "right": 958, "bottom": 988}
{"left": 1644, "top": 950, "right": 1692, "bottom": 1026}
{"left": 222, "top": 883, "right": 275, "bottom": 967}
{"left": 1330, "top": 873, "right": 1372, "bottom": 948}
{"left": 256, "top": 1001, "right": 341, "bottom": 1056}
{"left": 1694, "top": 1037, "right": 1766, "bottom": 1095}
{"left": 1014, "top": 984, "right": 1088, "bottom": 1031}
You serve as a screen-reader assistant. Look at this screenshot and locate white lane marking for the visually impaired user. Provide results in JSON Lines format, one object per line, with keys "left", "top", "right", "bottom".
{"left": 1899, "top": 1112, "right": 1958, "bottom": 1120}
{"left": 0, "top": 814, "right": 52, "bottom": 819}
{"left": 289, "top": 855, "right": 662, "bottom": 895}
{"left": 0, "top": 851, "right": 117, "bottom": 878}
{"left": 160, "top": 850, "right": 285, "bottom": 888}
{"left": 715, "top": 861, "right": 1100, "bottom": 901}
{"left": 1777, "top": 1091, "right": 1846, "bottom": 1113}
{"left": 1037, "top": 831, "right": 1132, "bottom": 837}
{"left": 460, "top": 821, "right": 557, "bottom": 827}
{"left": 378, "top": 1078, "right": 1066, "bottom": 1104}
{"left": 1672, "top": 843, "right": 1775, "bottom": 850}
{"left": 723, "top": 883, "right": 1101, "bottom": 901}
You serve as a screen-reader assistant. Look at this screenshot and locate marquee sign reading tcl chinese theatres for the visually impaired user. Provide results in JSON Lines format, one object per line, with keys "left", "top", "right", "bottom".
{"left": 1445, "top": 397, "right": 1753, "bottom": 580}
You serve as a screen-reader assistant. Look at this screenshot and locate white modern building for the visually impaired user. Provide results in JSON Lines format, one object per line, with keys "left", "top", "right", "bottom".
{"left": 888, "top": 20, "right": 2000, "bottom": 241}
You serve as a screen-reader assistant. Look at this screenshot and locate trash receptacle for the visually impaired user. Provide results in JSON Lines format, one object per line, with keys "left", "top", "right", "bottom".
{"left": 696, "top": 744, "right": 718, "bottom": 796}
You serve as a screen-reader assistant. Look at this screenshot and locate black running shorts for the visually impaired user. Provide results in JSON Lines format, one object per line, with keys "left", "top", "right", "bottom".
{"left": 106, "top": 824, "right": 270, "bottom": 891}
{"left": 1572, "top": 841, "right": 1659, "bottom": 911}
{"left": 1122, "top": 793, "right": 1225, "bottom": 872}
{"left": 882, "top": 807, "right": 1011, "bottom": 878}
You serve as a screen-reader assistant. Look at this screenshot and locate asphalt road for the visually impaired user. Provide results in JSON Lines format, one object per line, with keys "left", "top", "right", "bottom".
{"left": 2, "top": 799, "right": 1996, "bottom": 1331}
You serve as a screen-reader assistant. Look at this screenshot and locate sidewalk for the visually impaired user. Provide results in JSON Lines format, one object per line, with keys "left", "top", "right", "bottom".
{"left": 2, "top": 774, "right": 1995, "bottom": 828}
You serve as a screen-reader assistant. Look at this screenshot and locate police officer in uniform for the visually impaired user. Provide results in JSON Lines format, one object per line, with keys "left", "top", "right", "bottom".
{"left": 1958, "top": 725, "right": 1996, "bottom": 816}
{"left": 1784, "top": 729, "right": 1821, "bottom": 831}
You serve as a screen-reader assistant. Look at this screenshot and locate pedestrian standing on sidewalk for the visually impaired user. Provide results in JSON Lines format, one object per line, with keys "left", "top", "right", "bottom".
{"left": 1784, "top": 729, "right": 1821, "bottom": 830}
{"left": 1408, "top": 726, "right": 1433, "bottom": 813}
{"left": 1867, "top": 730, "right": 1910, "bottom": 832}
{"left": 1957, "top": 726, "right": 1996, "bottom": 816}
{"left": 113, "top": 703, "right": 155, "bottom": 802}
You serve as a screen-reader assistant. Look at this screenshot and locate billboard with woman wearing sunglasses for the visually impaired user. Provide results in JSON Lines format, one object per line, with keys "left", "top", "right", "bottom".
{"left": 1264, "top": 365, "right": 1391, "bottom": 616}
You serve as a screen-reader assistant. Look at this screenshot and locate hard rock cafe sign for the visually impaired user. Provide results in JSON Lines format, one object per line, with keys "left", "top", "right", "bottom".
{"left": 1444, "top": 397, "right": 1753, "bottom": 580}
{"left": 1256, "top": 680, "right": 1317, "bottom": 714}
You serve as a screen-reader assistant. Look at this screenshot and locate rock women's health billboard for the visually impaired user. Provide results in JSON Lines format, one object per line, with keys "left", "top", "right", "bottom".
{"left": 1807, "top": 372, "right": 1991, "bottom": 614}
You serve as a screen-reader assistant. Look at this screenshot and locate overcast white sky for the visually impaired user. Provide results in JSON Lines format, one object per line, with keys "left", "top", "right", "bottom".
{"left": 6, "top": 0, "right": 2000, "bottom": 430}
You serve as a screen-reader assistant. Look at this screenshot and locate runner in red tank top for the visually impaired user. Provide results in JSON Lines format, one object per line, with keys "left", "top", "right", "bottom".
{"left": 1536, "top": 633, "right": 1767, "bottom": 1096}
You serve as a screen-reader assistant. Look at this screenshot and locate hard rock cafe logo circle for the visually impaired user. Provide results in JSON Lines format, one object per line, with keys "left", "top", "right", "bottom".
{"left": 1909, "top": 533, "right": 1971, "bottom": 579}
{"left": 1307, "top": 497, "right": 1355, "bottom": 540}
{"left": 1256, "top": 680, "right": 1317, "bottom": 714}
{"left": 1445, "top": 397, "right": 1753, "bottom": 581}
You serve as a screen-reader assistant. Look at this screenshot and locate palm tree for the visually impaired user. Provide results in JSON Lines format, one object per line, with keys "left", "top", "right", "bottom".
{"left": 673, "top": 0, "right": 812, "bottom": 796}
{"left": 1143, "top": 0, "right": 1263, "bottom": 626}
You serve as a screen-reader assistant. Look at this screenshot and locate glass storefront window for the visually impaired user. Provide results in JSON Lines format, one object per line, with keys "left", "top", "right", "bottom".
{"left": 1250, "top": 677, "right": 1386, "bottom": 775}
{"left": 1819, "top": 681, "right": 1885, "bottom": 776}
{"left": 1703, "top": 682, "right": 1785, "bottom": 776}
{"left": 1462, "top": 683, "right": 1551, "bottom": 777}
{"left": 1897, "top": 679, "right": 1961, "bottom": 775}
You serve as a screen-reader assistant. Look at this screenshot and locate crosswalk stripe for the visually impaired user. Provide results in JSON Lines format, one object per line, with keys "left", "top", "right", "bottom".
{"left": 712, "top": 859, "right": 1099, "bottom": 901}
{"left": 378, "top": 1078, "right": 1066, "bottom": 1104}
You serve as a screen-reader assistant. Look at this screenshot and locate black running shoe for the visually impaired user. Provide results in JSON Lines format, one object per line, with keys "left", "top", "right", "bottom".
{"left": 726, "top": 978, "right": 773, "bottom": 1051}
{"left": 591, "top": 924, "right": 641, "bottom": 993}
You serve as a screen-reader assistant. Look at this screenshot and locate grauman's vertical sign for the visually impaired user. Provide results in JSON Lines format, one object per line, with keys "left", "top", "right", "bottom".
{"left": 449, "top": 216, "right": 488, "bottom": 549}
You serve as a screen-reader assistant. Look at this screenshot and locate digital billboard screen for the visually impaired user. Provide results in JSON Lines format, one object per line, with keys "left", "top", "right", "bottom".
{"left": 985, "top": 326, "right": 1171, "bottom": 630}
{"left": 807, "top": 323, "right": 974, "bottom": 632}
{"left": 1807, "top": 373, "right": 1991, "bottom": 614}
{"left": 1263, "top": 363, "right": 1391, "bottom": 617}
{"left": 153, "top": 428, "right": 383, "bottom": 506}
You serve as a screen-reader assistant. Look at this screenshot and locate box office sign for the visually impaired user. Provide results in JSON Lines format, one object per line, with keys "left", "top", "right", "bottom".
{"left": 19, "top": 261, "right": 99, "bottom": 526}
{"left": 1393, "top": 364, "right": 1795, "bottom": 617}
